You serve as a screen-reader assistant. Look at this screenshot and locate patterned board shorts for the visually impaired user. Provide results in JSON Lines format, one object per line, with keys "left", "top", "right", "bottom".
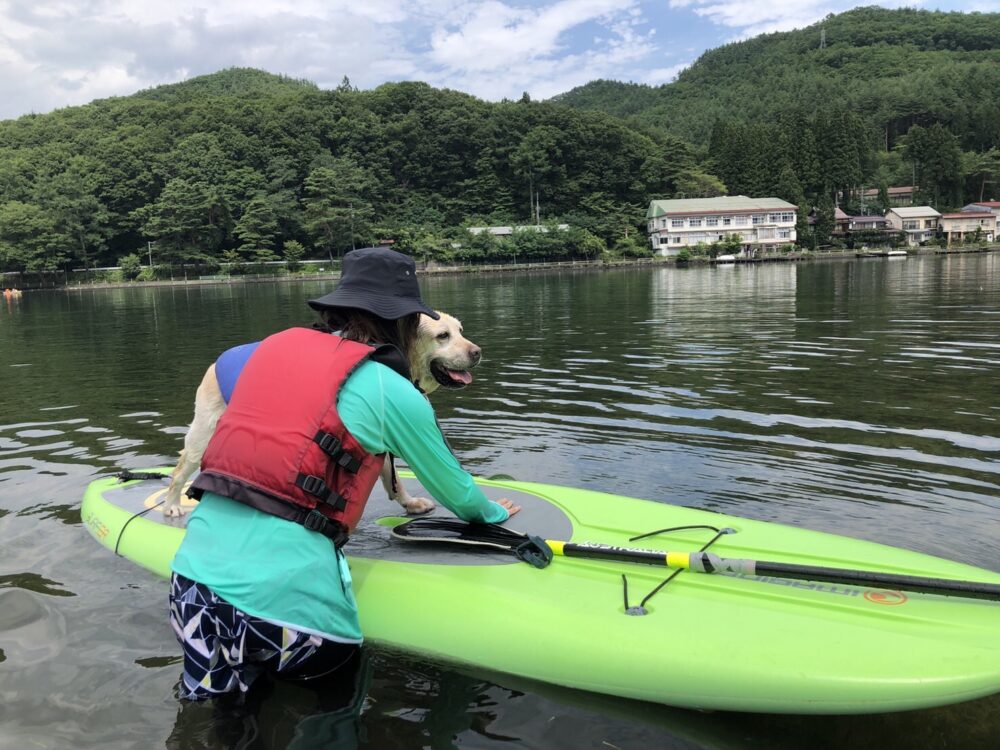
{"left": 169, "top": 573, "right": 358, "bottom": 700}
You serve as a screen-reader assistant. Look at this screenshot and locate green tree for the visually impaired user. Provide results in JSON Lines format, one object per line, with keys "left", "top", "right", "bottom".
{"left": 282, "top": 239, "right": 306, "bottom": 270}
{"left": 132, "top": 178, "right": 229, "bottom": 264}
{"left": 813, "top": 195, "right": 836, "bottom": 248}
{"left": 234, "top": 195, "right": 280, "bottom": 262}
{"left": 0, "top": 201, "right": 66, "bottom": 272}
{"left": 44, "top": 157, "right": 112, "bottom": 269}
{"left": 904, "top": 124, "right": 964, "bottom": 208}
{"left": 510, "top": 126, "right": 564, "bottom": 223}
{"left": 119, "top": 253, "right": 142, "bottom": 280}
{"left": 962, "top": 148, "right": 1000, "bottom": 203}
{"left": 674, "top": 170, "right": 727, "bottom": 198}
{"left": 301, "top": 159, "right": 376, "bottom": 261}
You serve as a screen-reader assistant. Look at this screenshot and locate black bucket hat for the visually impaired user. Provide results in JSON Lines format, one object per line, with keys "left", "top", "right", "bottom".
{"left": 307, "top": 247, "right": 439, "bottom": 320}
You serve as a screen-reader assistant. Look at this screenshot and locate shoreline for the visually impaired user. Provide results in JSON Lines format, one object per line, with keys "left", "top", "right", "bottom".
{"left": 12, "top": 245, "right": 1000, "bottom": 293}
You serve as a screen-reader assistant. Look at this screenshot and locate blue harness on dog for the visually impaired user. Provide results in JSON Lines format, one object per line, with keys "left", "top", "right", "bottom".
{"left": 214, "top": 342, "right": 260, "bottom": 404}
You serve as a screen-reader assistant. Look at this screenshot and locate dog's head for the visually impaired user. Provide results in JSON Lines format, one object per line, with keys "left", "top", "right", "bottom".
{"left": 411, "top": 312, "right": 482, "bottom": 395}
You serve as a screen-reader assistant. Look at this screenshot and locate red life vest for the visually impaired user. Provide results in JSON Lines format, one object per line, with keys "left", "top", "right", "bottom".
{"left": 189, "top": 328, "right": 390, "bottom": 542}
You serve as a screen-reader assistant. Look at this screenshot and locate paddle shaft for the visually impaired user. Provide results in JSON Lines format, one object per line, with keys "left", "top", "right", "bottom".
{"left": 547, "top": 541, "right": 1000, "bottom": 601}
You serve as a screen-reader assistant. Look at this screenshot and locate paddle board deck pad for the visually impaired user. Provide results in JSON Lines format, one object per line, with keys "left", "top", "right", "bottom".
{"left": 81, "top": 470, "right": 1000, "bottom": 714}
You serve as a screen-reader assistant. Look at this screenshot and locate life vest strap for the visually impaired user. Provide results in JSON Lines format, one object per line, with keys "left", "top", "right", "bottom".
{"left": 295, "top": 473, "right": 348, "bottom": 511}
{"left": 313, "top": 430, "right": 361, "bottom": 473}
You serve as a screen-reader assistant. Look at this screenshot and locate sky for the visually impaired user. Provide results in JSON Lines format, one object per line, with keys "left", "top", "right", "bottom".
{"left": 0, "top": 0, "right": 996, "bottom": 121}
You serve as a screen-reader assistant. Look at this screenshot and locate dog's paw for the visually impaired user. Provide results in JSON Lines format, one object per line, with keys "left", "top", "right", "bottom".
{"left": 162, "top": 503, "right": 191, "bottom": 518}
{"left": 401, "top": 496, "right": 435, "bottom": 515}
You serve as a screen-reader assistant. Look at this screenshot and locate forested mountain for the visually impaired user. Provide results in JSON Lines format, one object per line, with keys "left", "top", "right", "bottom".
{"left": 554, "top": 6, "right": 1000, "bottom": 227}
{"left": 554, "top": 7, "right": 1000, "bottom": 151}
{"left": 3, "top": 6, "right": 1000, "bottom": 276}
{"left": 0, "top": 70, "right": 695, "bottom": 273}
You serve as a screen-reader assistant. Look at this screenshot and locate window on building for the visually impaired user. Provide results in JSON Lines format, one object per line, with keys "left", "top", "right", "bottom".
{"left": 706, "top": 217, "right": 718, "bottom": 227}
{"left": 780, "top": 212, "right": 795, "bottom": 222}
{"left": 722, "top": 216, "right": 732, "bottom": 226}
{"left": 778, "top": 229, "right": 791, "bottom": 239}
{"left": 735, "top": 216, "right": 748, "bottom": 226}
{"left": 672, "top": 237, "right": 682, "bottom": 244}
{"left": 689, "top": 218, "right": 702, "bottom": 227}
{"left": 671, "top": 219, "right": 684, "bottom": 228}
{"left": 752, "top": 214, "right": 765, "bottom": 225}
{"left": 902, "top": 220, "right": 918, "bottom": 230}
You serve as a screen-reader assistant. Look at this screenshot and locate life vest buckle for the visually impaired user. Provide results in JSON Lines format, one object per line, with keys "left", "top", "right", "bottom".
{"left": 315, "top": 430, "right": 342, "bottom": 456}
{"left": 303, "top": 509, "right": 328, "bottom": 532}
{"left": 296, "top": 473, "right": 332, "bottom": 502}
{"left": 314, "top": 430, "right": 361, "bottom": 473}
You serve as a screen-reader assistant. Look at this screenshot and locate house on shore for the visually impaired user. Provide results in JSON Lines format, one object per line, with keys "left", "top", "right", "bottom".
{"left": 848, "top": 215, "right": 889, "bottom": 232}
{"left": 862, "top": 186, "right": 915, "bottom": 207}
{"left": 834, "top": 207, "right": 850, "bottom": 235}
{"left": 939, "top": 213, "right": 996, "bottom": 243}
{"left": 646, "top": 196, "right": 797, "bottom": 256}
{"left": 467, "top": 224, "right": 569, "bottom": 237}
{"left": 884, "top": 206, "right": 940, "bottom": 246}
{"left": 961, "top": 201, "right": 1000, "bottom": 218}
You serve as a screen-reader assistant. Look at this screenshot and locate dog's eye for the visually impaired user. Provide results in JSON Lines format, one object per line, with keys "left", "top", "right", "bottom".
{"left": 437, "top": 332, "right": 450, "bottom": 340}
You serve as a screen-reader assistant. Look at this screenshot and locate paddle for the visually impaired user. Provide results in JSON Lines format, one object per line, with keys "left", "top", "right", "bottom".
{"left": 390, "top": 517, "right": 1000, "bottom": 601}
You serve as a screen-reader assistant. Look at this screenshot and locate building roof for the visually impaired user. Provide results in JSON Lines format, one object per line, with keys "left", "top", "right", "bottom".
{"left": 850, "top": 216, "right": 887, "bottom": 223}
{"left": 965, "top": 201, "right": 1000, "bottom": 208}
{"left": 647, "top": 195, "right": 797, "bottom": 219}
{"left": 467, "top": 224, "right": 569, "bottom": 236}
{"left": 888, "top": 206, "right": 941, "bottom": 218}
{"left": 940, "top": 212, "right": 995, "bottom": 219}
{"left": 834, "top": 207, "right": 850, "bottom": 220}
{"left": 862, "top": 186, "right": 914, "bottom": 197}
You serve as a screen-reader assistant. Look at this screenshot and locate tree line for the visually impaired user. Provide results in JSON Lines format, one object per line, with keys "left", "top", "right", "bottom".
{"left": 0, "top": 71, "right": 697, "bottom": 274}
{"left": 4, "top": 6, "right": 1000, "bottom": 276}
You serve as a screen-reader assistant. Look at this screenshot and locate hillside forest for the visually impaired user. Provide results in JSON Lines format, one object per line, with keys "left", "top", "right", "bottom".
{"left": 1, "top": 6, "right": 999, "bottom": 276}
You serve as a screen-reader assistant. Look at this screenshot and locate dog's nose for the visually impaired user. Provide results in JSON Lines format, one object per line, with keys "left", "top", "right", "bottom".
{"left": 469, "top": 346, "right": 482, "bottom": 365}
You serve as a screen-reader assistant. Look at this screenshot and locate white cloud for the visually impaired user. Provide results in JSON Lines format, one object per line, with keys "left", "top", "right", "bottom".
{"left": 668, "top": 0, "right": 924, "bottom": 38}
{"left": 643, "top": 61, "right": 690, "bottom": 86}
{"left": 425, "top": 0, "right": 656, "bottom": 98}
{"left": 2, "top": 0, "right": 970, "bottom": 120}
{"left": 0, "top": 0, "right": 662, "bottom": 118}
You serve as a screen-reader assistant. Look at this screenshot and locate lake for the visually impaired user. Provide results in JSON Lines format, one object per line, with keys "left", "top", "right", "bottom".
{"left": 1, "top": 253, "right": 998, "bottom": 749}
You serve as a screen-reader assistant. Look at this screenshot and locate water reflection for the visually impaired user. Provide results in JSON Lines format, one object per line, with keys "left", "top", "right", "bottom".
{"left": 0, "top": 255, "right": 998, "bottom": 748}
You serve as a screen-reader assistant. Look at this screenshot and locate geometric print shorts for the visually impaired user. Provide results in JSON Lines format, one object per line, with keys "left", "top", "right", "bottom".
{"left": 169, "top": 573, "right": 357, "bottom": 701}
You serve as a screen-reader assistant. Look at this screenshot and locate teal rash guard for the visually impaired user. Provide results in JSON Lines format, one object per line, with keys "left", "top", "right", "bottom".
{"left": 171, "top": 359, "right": 509, "bottom": 643}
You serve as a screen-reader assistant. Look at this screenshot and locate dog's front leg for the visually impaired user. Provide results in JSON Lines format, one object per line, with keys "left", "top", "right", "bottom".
{"left": 380, "top": 459, "right": 434, "bottom": 515}
{"left": 163, "top": 365, "right": 226, "bottom": 517}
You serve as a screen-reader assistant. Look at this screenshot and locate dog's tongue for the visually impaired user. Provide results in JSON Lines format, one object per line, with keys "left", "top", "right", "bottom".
{"left": 447, "top": 369, "right": 473, "bottom": 385}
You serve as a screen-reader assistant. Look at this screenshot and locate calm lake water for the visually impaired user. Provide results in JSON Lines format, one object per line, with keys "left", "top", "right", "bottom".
{"left": 1, "top": 254, "right": 998, "bottom": 749}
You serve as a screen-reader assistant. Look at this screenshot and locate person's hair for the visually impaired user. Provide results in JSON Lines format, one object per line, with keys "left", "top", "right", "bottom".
{"left": 317, "top": 308, "right": 420, "bottom": 359}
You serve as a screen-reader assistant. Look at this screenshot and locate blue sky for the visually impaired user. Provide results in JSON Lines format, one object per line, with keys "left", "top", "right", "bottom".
{"left": 0, "top": 1, "right": 995, "bottom": 120}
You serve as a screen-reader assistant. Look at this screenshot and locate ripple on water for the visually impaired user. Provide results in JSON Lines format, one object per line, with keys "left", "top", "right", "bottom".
{"left": 0, "top": 588, "right": 68, "bottom": 667}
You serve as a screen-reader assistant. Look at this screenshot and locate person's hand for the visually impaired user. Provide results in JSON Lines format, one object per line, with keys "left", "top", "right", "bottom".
{"left": 496, "top": 498, "right": 521, "bottom": 517}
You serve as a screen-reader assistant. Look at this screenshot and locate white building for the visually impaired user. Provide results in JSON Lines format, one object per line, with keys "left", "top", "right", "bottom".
{"left": 468, "top": 224, "right": 569, "bottom": 236}
{"left": 939, "top": 212, "right": 996, "bottom": 243}
{"left": 884, "top": 206, "right": 941, "bottom": 246}
{"left": 646, "top": 196, "right": 797, "bottom": 256}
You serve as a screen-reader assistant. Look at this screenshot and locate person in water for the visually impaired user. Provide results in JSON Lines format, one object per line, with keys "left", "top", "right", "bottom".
{"left": 169, "top": 246, "right": 519, "bottom": 700}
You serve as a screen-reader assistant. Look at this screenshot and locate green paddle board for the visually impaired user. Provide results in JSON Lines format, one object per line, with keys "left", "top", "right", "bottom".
{"left": 81, "top": 469, "right": 1000, "bottom": 714}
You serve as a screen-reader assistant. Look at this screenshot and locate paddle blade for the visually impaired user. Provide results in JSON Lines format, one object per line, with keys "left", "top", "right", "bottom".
{"left": 390, "top": 518, "right": 553, "bottom": 568}
{"left": 391, "top": 518, "right": 527, "bottom": 549}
